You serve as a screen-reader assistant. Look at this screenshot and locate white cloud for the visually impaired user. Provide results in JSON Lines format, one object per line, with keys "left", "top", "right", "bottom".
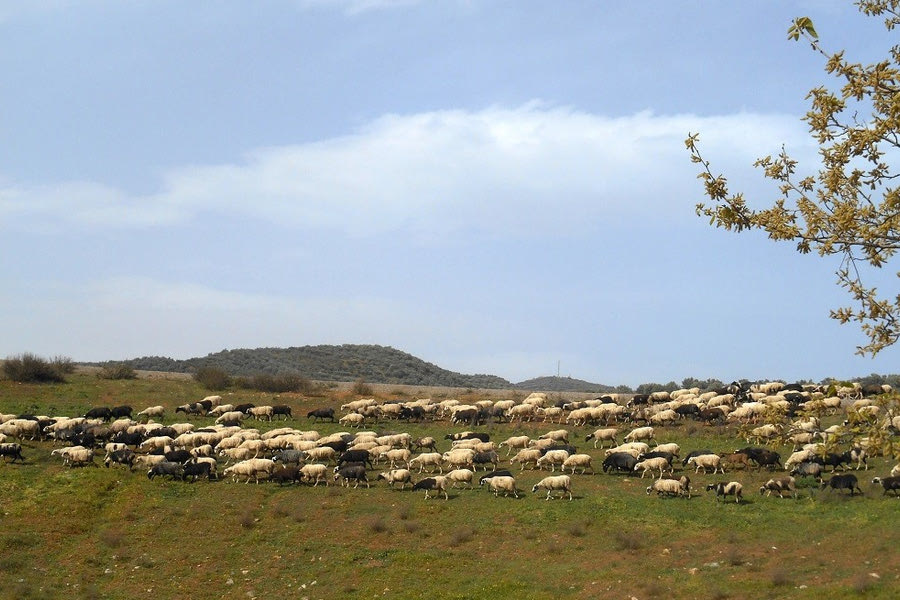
{"left": 0, "top": 105, "right": 813, "bottom": 238}
{"left": 297, "top": 0, "right": 423, "bottom": 16}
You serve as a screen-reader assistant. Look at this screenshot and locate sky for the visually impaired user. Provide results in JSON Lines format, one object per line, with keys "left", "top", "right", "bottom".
{"left": 2, "top": 0, "right": 899, "bottom": 387}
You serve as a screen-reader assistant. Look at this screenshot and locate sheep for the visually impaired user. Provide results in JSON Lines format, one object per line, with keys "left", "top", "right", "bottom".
{"left": 624, "top": 427, "right": 655, "bottom": 443}
{"left": 707, "top": 481, "right": 743, "bottom": 503}
{"left": 445, "top": 468, "right": 475, "bottom": 488}
{"left": 536, "top": 449, "right": 569, "bottom": 472}
{"left": 871, "top": 476, "right": 900, "bottom": 496}
{"left": 442, "top": 448, "right": 476, "bottom": 470}
{"left": 605, "top": 442, "right": 650, "bottom": 458}
{"left": 133, "top": 454, "right": 168, "bottom": 470}
{"left": 532, "top": 475, "right": 573, "bottom": 500}
{"left": 215, "top": 411, "right": 246, "bottom": 425}
{"left": 652, "top": 442, "right": 680, "bottom": 458}
{"left": 562, "top": 453, "right": 594, "bottom": 475}
{"left": 304, "top": 446, "right": 338, "bottom": 464}
{"left": 51, "top": 446, "right": 95, "bottom": 467}
{"left": 480, "top": 475, "right": 519, "bottom": 498}
{"left": 412, "top": 475, "right": 449, "bottom": 499}
{"left": 413, "top": 436, "right": 437, "bottom": 452}
{"left": 299, "top": 463, "right": 330, "bottom": 486}
{"left": 379, "top": 448, "right": 412, "bottom": 469}
{"left": 0, "top": 419, "right": 40, "bottom": 440}
{"left": 137, "top": 406, "right": 165, "bottom": 420}
{"left": 646, "top": 476, "right": 691, "bottom": 498}
{"left": 649, "top": 409, "right": 678, "bottom": 426}
{"left": 510, "top": 448, "right": 542, "bottom": 471}
{"left": 759, "top": 476, "right": 798, "bottom": 498}
{"left": 634, "top": 456, "right": 673, "bottom": 479}
{"left": 339, "top": 413, "right": 365, "bottom": 427}
{"left": 539, "top": 429, "right": 569, "bottom": 443}
{"left": 821, "top": 473, "right": 863, "bottom": 496}
{"left": 687, "top": 454, "right": 725, "bottom": 474}
{"left": 378, "top": 468, "right": 413, "bottom": 489}
{"left": 223, "top": 458, "right": 276, "bottom": 484}
{"left": 147, "top": 461, "right": 184, "bottom": 480}
{"left": 186, "top": 456, "right": 218, "bottom": 479}
{"left": 584, "top": 428, "right": 618, "bottom": 449}
{"left": 0, "top": 443, "right": 25, "bottom": 463}
{"left": 408, "top": 452, "right": 443, "bottom": 473}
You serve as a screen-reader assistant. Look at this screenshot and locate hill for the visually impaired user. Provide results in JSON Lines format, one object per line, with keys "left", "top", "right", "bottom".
{"left": 99, "top": 344, "right": 514, "bottom": 389}
{"left": 513, "top": 375, "right": 629, "bottom": 394}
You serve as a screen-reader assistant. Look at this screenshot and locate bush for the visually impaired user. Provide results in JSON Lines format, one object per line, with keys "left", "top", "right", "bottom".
{"left": 97, "top": 363, "right": 137, "bottom": 380}
{"left": 234, "top": 373, "right": 313, "bottom": 394}
{"left": 352, "top": 377, "right": 374, "bottom": 396}
{"left": 194, "top": 366, "right": 231, "bottom": 391}
{"left": 2, "top": 353, "right": 69, "bottom": 383}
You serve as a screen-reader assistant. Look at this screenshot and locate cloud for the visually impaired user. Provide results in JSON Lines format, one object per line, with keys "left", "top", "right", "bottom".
{"left": 296, "top": 0, "right": 423, "bottom": 16}
{"left": 0, "top": 105, "right": 813, "bottom": 238}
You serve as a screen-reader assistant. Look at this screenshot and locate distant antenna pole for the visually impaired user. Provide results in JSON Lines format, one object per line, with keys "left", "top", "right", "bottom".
{"left": 557, "top": 360, "right": 560, "bottom": 378}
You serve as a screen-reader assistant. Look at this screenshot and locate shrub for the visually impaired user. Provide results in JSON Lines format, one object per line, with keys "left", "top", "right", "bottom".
{"left": 2, "top": 353, "right": 68, "bottom": 383}
{"left": 97, "top": 363, "right": 137, "bottom": 380}
{"left": 247, "top": 373, "right": 312, "bottom": 393}
{"left": 194, "top": 366, "right": 231, "bottom": 391}
{"left": 352, "top": 378, "right": 373, "bottom": 396}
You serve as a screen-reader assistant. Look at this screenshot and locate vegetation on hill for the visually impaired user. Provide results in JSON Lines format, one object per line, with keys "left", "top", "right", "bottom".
{"left": 514, "top": 376, "right": 630, "bottom": 394}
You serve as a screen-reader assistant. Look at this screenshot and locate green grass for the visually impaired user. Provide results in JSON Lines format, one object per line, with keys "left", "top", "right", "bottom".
{"left": 0, "top": 375, "right": 898, "bottom": 599}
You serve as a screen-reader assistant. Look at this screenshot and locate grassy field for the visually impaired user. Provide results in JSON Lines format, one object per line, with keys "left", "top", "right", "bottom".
{"left": 1, "top": 374, "right": 899, "bottom": 600}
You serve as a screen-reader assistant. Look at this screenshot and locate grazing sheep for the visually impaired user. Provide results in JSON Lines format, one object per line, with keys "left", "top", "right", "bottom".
{"left": 510, "top": 448, "right": 542, "bottom": 471}
{"left": 215, "top": 411, "right": 246, "bottom": 425}
{"left": 299, "top": 463, "right": 329, "bottom": 486}
{"left": 646, "top": 476, "right": 691, "bottom": 498}
{"left": 339, "top": 413, "right": 365, "bottom": 427}
{"left": 408, "top": 452, "right": 443, "bottom": 473}
{"left": 147, "top": 461, "right": 184, "bottom": 480}
{"left": 137, "top": 406, "right": 165, "bottom": 419}
{"left": 133, "top": 454, "right": 168, "bottom": 470}
{"left": 759, "top": 476, "right": 798, "bottom": 498}
{"left": 222, "top": 458, "right": 276, "bottom": 484}
{"left": 532, "top": 475, "right": 573, "bottom": 501}
{"left": 634, "top": 456, "right": 672, "bottom": 479}
{"left": 624, "top": 427, "right": 655, "bottom": 443}
{"left": 562, "top": 453, "right": 594, "bottom": 475}
{"left": 790, "top": 461, "right": 825, "bottom": 481}
{"left": 539, "top": 429, "right": 569, "bottom": 443}
{"left": 605, "top": 443, "right": 650, "bottom": 458}
{"left": 378, "top": 468, "right": 413, "bottom": 489}
{"left": 687, "top": 454, "right": 725, "bottom": 474}
{"left": 707, "top": 481, "right": 743, "bottom": 503}
{"left": 413, "top": 436, "right": 437, "bottom": 452}
{"left": 379, "top": 448, "right": 412, "bottom": 469}
{"left": 0, "top": 442, "right": 25, "bottom": 463}
{"left": 498, "top": 435, "right": 531, "bottom": 455}
{"left": 585, "top": 428, "right": 618, "bottom": 449}
{"left": 412, "top": 475, "right": 449, "bottom": 500}
{"left": 51, "top": 446, "right": 95, "bottom": 467}
{"left": 871, "top": 476, "right": 900, "bottom": 496}
{"left": 442, "top": 448, "right": 476, "bottom": 470}
{"left": 536, "top": 449, "right": 570, "bottom": 472}
{"left": 602, "top": 452, "right": 638, "bottom": 473}
{"left": 480, "top": 475, "right": 519, "bottom": 498}
{"left": 821, "top": 473, "right": 863, "bottom": 496}
{"left": 445, "top": 468, "right": 475, "bottom": 488}
{"left": 652, "top": 442, "right": 680, "bottom": 458}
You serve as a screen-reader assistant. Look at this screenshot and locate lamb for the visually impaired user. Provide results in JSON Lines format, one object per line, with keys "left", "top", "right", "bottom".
{"left": 378, "top": 468, "right": 413, "bottom": 489}
{"left": 891, "top": 464, "right": 900, "bottom": 478}
{"left": 531, "top": 475, "right": 573, "bottom": 500}
{"left": 480, "top": 475, "right": 519, "bottom": 498}
{"left": 536, "top": 449, "right": 569, "bottom": 472}
{"left": 634, "top": 456, "right": 673, "bottom": 479}
{"left": 871, "top": 476, "right": 900, "bottom": 496}
{"left": 299, "top": 463, "right": 329, "bottom": 486}
{"left": 412, "top": 475, "right": 449, "bottom": 499}
{"left": 445, "top": 468, "right": 475, "bottom": 488}
{"left": 759, "top": 476, "right": 798, "bottom": 498}
{"left": 408, "top": 452, "right": 443, "bottom": 473}
{"left": 646, "top": 476, "right": 691, "bottom": 498}
{"left": 686, "top": 454, "right": 725, "bottom": 474}
{"left": 584, "top": 428, "right": 618, "bottom": 449}
{"left": 562, "top": 453, "right": 594, "bottom": 475}
{"left": 707, "top": 481, "right": 743, "bottom": 503}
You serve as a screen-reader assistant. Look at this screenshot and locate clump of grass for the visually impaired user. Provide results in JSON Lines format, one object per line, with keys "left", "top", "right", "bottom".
{"left": 566, "top": 520, "right": 589, "bottom": 538}
{"left": 769, "top": 567, "right": 792, "bottom": 587}
{"left": 852, "top": 574, "right": 876, "bottom": 594}
{"left": 448, "top": 526, "right": 474, "bottom": 547}
{"left": 368, "top": 517, "right": 389, "bottom": 533}
{"left": 239, "top": 509, "right": 257, "bottom": 529}
{"left": 291, "top": 506, "right": 306, "bottom": 523}
{"left": 724, "top": 546, "right": 745, "bottom": 566}
{"left": 613, "top": 529, "right": 645, "bottom": 552}
{"left": 98, "top": 527, "right": 125, "bottom": 549}
{"left": 397, "top": 505, "right": 412, "bottom": 520}
{"left": 402, "top": 520, "right": 420, "bottom": 534}
{"left": 96, "top": 363, "right": 136, "bottom": 380}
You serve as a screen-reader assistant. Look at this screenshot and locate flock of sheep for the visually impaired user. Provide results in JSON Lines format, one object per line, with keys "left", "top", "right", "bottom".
{"left": 2, "top": 382, "right": 900, "bottom": 504}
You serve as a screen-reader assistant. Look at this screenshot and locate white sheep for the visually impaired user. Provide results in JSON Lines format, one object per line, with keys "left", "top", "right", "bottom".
{"left": 649, "top": 409, "right": 678, "bottom": 426}
{"left": 604, "top": 442, "right": 650, "bottom": 458}
{"left": 133, "top": 454, "right": 167, "bottom": 470}
{"left": 223, "top": 458, "right": 275, "bottom": 484}
{"left": 536, "top": 449, "right": 569, "bottom": 472}
{"left": 377, "top": 468, "right": 413, "bottom": 489}
{"left": 891, "top": 464, "right": 900, "bottom": 478}
{"left": 300, "top": 463, "right": 329, "bottom": 486}
{"left": 304, "top": 446, "right": 337, "bottom": 463}
{"left": 625, "top": 426, "right": 655, "bottom": 443}
{"left": 51, "top": 446, "right": 95, "bottom": 467}
{"left": 445, "top": 468, "right": 475, "bottom": 488}
{"left": 532, "top": 475, "right": 573, "bottom": 500}
{"left": 408, "top": 452, "right": 443, "bottom": 473}
{"left": 442, "top": 448, "right": 476, "bottom": 470}
{"left": 339, "top": 413, "right": 365, "bottom": 427}
{"left": 510, "top": 448, "right": 542, "bottom": 470}
{"left": 480, "top": 475, "right": 519, "bottom": 498}
{"left": 562, "top": 453, "right": 594, "bottom": 475}
{"left": 687, "top": 454, "right": 724, "bottom": 474}
{"left": 539, "top": 429, "right": 570, "bottom": 443}
{"left": 380, "top": 448, "right": 412, "bottom": 469}
{"left": 646, "top": 476, "right": 691, "bottom": 498}
{"left": 208, "top": 404, "right": 236, "bottom": 417}
{"left": 139, "top": 436, "right": 174, "bottom": 453}
{"left": 585, "top": 428, "right": 618, "bottom": 449}
{"left": 759, "top": 476, "right": 797, "bottom": 498}
{"left": 634, "top": 456, "right": 673, "bottom": 479}
{"left": 137, "top": 406, "right": 165, "bottom": 419}
{"left": 653, "top": 442, "right": 680, "bottom": 457}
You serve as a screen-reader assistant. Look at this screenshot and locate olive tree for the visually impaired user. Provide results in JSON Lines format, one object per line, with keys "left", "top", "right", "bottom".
{"left": 686, "top": 1, "right": 900, "bottom": 356}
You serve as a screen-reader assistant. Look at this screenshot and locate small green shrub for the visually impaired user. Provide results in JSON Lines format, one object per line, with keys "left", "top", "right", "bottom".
{"left": 194, "top": 366, "right": 231, "bottom": 390}
{"left": 2, "top": 353, "right": 68, "bottom": 383}
{"left": 352, "top": 377, "right": 374, "bottom": 396}
{"left": 97, "top": 363, "right": 137, "bottom": 380}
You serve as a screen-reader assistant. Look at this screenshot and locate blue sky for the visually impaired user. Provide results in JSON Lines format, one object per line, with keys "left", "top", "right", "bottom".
{"left": 2, "top": 0, "right": 898, "bottom": 386}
